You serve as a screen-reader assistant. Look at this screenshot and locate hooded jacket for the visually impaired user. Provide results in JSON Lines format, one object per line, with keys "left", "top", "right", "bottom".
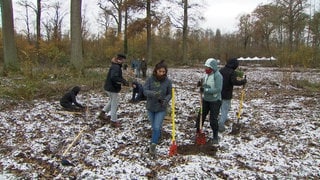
{"left": 60, "top": 86, "right": 83, "bottom": 108}
{"left": 219, "top": 58, "right": 246, "bottom": 99}
{"left": 104, "top": 58, "right": 127, "bottom": 93}
{"left": 132, "top": 81, "right": 145, "bottom": 101}
{"left": 202, "top": 58, "right": 223, "bottom": 102}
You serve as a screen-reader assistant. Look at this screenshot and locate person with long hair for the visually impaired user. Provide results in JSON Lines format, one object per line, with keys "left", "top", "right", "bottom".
{"left": 143, "top": 60, "right": 172, "bottom": 157}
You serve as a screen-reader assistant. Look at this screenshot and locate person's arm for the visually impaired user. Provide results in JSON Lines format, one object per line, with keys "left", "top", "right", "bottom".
{"left": 110, "top": 66, "right": 129, "bottom": 85}
{"left": 230, "top": 71, "right": 246, "bottom": 86}
{"left": 143, "top": 78, "right": 160, "bottom": 98}
{"left": 71, "top": 92, "right": 84, "bottom": 108}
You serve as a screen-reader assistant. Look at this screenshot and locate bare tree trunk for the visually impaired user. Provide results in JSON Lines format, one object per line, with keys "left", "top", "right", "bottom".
{"left": 1, "top": 0, "right": 19, "bottom": 74}
{"left": 146, "top": 0, "right": 152, "bottom": 63}
{"left": 70, "top": 0, "right": 83, "bottom": 72}
{"left": 124, "top": 0, "right": 128, "bottom": 55}
{"left": 36, "top": 0, "right": 41, "bottom": 50}
{"left": 182, "top": 0, "right": 189, "bottom": 65}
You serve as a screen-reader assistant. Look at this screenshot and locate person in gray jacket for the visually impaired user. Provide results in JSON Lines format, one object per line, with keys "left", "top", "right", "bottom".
{"left": 143, "top": 60, "right": 172, "bottom": 157}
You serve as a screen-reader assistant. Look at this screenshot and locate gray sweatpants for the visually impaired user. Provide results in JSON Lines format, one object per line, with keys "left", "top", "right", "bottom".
{"left": 102, "top": 91, "right": 119, "bottom": 122}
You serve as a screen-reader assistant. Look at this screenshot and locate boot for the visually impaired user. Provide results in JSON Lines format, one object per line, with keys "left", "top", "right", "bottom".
{"left": 149, "top": 143, "right": 157, "bottom": 157}
{"left": 97, "top": 111, "right": 106, "bottom": 120}
{"left": 111, "top": 121, "right": 121, "bottom": 128}
{"left": 212, "top": 131, "right": 219, "bottom": 145}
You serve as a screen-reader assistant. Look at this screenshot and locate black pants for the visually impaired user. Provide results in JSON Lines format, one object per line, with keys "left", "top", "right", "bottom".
{"left": 60, "top": 102, "right": 80, "bottom": 111}
{"left": 142, "top": 69, "right": 147, "bottom": 78}
{"left": 196, "top": 99, "right": 221, "bottom": 133}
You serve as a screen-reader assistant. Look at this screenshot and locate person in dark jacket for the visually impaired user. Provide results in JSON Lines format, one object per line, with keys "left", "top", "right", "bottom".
{"left": 60, "top": 86, "right": 85, "bottom": 111}
{"left": 98, "top": 54, "right": 129, "bottom": 127}
{"left": 140, "top": 57, "right": 147, "bottom": 78}
{"left": 130, "top": 81, "right": 146, "bottom": 103}
{"left": 143, "top": 60, "right": 172, "bottom": 157}
{"left": 219, "top": 58, "right": 247, "bottom": 132}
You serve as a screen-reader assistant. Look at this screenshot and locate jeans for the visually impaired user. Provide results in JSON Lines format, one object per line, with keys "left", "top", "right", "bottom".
{"left": 148, "top": 110, "right": 166, "bottom": 144}
{"left": 219, "top": 99, "right": 231, "bottom": 127}
{"left": 102, "top": 91, "right": 119, "bottom": 122}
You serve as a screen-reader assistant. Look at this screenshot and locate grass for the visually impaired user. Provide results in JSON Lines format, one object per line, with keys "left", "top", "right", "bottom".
{"left": 292, "top": 79, "right": 320, "bottom": 92}
{"left": 0, "top": 67, "right": 106, "bottom": 101}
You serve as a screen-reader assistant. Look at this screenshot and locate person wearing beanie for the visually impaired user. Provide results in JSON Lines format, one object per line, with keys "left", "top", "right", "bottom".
{"left": 196, "top": 58, "right": 223, "bottom": 145}
{"left": 130, "top": 81, "right": 146, "bottom": 103}
{"left": 219, "top": 58, "right": 247, "bottom": 132}
{"left": 60, "top": 86, "right": 85, "bottom": 111}
{"left": 143, "top": 60, "right": 172, "bottom": 157}
{"left": 98, "top": 54, "right": 129, "bottom": 127}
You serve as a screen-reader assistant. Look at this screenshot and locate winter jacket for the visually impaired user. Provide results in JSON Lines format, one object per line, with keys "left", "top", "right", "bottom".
{"left": 141, "top": 60, "right": 147, "bottom": 70}
{"left": 201, "top": 59, "right": 223, "bottom": 102}
{"left": 60, "top": 86, "right": 83, "bottom": 108}
{"left": 219, "top": 58, "right": 246, "bottom": 100}
{"left": 132, "top": 81, "right": 145, "bottom": 101}
{"left": 104, "top": 61, "right": 127, "bottom": 93}
{"left": 143, "top": 76, "right": 172, "bottom": 112}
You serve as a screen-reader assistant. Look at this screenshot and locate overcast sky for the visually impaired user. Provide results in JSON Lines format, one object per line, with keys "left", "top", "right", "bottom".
{"left": 9, "top": 0, "right": 319, "bottom": 35}
{"left": 202, "top": 0, "right": 272, "bottom": 33}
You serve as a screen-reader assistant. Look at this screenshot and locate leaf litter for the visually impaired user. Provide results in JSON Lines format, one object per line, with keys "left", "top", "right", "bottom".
{"left": 0, "top": 66, "right": 320, "bottom": 179}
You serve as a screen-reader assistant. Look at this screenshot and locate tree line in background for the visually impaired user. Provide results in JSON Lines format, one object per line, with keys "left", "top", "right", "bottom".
{"left": 1, "top": 0, "right": 320, "bottom": 76}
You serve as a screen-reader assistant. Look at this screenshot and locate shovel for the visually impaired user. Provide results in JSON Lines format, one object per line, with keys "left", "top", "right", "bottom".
{"left": 60, "top": 126, "right": 86, "bottom": 166}
{"left": 169, "top": 88, "right": 178, "bottom": 156}
{"left": 196, "top": 92, "right": 206, "bottom": 145}
{"left": 230, "top": 78, "right": 246, "bottom": 135}
{"left": 61, "top": 101, "right": 90, "bottom": 166}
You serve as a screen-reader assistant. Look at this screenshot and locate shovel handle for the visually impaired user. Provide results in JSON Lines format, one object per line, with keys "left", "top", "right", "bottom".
{"left": 199, "top": 92, "right": 203, "bottom": 130}
{"left": 171, "top": 88, "right": 176, "bottom": 141}
{"left": 62, "top": 127, "right": 86, "bottom": 157}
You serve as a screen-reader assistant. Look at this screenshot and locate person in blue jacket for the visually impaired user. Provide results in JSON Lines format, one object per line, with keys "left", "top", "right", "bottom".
{"left": 130, "top": 81, "right": 146, "bottom": 103}
{"left": 143, "top": 60, "right": 172, "bottom": 157}
{"left": 196, "top": 58, "right": 223, "bottom": 145}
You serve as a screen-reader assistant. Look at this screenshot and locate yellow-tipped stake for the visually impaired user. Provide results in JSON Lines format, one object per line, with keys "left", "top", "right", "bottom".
{"left": 231, "top": 75, "right": 246, "bottom": 135}
{"left": 169, "top": 88, "right": 177, "bottom": 156}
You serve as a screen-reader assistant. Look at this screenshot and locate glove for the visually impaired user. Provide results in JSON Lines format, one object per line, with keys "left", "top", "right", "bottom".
{"left": 123, "top": 80, "right": 129, "bottom": 86}
{"left": 200, "top": 87, "right": 204, "bottom": 93}
{"left": 242, "top": 78, "right": 247, "bottom": 85}
{"left": 158, "top": 99, "right": 167, "bottom": 106}
{"left": 153, "top": 91, "right": 160, "bottom": 98}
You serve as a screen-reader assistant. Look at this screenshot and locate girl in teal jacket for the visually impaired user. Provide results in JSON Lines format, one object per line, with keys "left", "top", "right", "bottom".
{"left": 197, "top": 58, "right": 223, "bottom": 145}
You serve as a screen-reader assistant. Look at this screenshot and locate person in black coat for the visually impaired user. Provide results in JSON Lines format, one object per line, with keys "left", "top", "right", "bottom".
{"left": 60, "top": 86, "right": 85, "bottom": 111}
{"left": 140, "top": 57, "right": 147, "bottom": 78}
{"left": 219, "top": 58, "right": 247, "bottom": 132}
{"left": 130, "top": 81, "right": 146, "bottom": 103}
{"left": 98, "top": 54, "right": 129, "bottom": 127}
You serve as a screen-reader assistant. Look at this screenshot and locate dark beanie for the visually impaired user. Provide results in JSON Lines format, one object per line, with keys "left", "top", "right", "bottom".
{"left": 117, "top": 54, "right": 126, "bottom": 59}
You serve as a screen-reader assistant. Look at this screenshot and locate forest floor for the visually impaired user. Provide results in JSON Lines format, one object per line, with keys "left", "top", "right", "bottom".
{"left": 0, "top": 66, "right": 320, "bottom": 179}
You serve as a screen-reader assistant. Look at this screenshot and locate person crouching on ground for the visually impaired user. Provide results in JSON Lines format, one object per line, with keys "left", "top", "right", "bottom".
{"left": 98, "top": 54, "right": 129, "bottom": 127}
{"left": 130, "top": 81, "right": 146, "bottom": 103}
{"left": 60, "top": 86, "right": 85, "bottom": 111}
{"left": 196, "top": 58, "right": 222, "bottom": 145}
{"left": 143, "top": 60, "right": 172, "bottom": 157}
